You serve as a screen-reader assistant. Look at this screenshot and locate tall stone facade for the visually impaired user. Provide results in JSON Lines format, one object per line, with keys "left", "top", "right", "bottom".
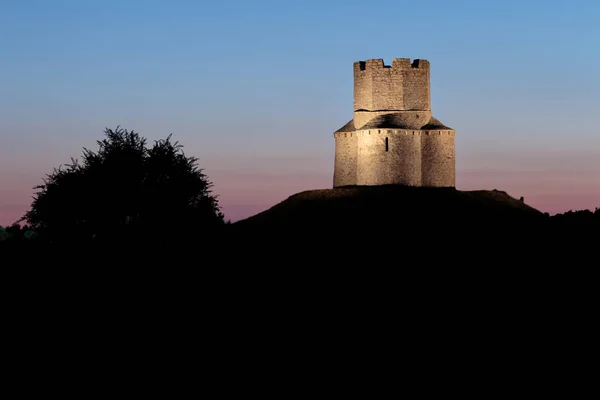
{"left": 333, "top": 58, "right": 455, "bottom": 188}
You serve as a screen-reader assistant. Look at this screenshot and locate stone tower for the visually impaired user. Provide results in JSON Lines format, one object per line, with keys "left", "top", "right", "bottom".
{"left": 333, "top": 58, "right": 455, "bottom": 188}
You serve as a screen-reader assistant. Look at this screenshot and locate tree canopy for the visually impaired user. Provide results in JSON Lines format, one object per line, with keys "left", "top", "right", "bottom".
{"left": 21, "top": 127, "right": 224, "bottom": 245}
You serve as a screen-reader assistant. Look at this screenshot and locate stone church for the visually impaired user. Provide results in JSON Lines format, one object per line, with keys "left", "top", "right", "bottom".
{"left": 333, "top": 58, "right": 455, "bottom": 187}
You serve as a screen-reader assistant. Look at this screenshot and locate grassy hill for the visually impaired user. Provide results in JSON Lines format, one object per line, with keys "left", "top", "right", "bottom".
{"left": 233, "top": 185, "right": 544, "bottom": 232}
{"left": 227, "top": 184, "right": 569, "bottom": 256}
{"left": 228, "top": 185, "right": 600, "bottom": 262}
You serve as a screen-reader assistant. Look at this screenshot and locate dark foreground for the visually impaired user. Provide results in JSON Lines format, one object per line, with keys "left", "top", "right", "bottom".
{"left": 2, "top": 186, "right": 597, "bottom": 367}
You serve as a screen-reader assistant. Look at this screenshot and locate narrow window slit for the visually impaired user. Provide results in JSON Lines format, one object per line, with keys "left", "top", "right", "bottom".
{"left": 385, "top": 137, "right": 389, "bottom": 152}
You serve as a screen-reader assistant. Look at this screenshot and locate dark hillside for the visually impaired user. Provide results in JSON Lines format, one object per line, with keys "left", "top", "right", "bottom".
{"left": 228, "top": 185, "right": 598, "bottom": 262}
{"left": 233, "top": 185, "right": 544, "bottom": 233}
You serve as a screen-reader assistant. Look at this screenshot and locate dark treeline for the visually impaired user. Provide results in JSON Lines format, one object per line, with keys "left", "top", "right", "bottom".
{"left": 548, "top": 208, "right": 600, "bottom": 224}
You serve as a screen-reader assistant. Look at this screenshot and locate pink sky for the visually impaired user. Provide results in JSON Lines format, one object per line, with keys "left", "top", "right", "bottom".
{"left": 3, "top": 148, "right": 597, "bottom": 227}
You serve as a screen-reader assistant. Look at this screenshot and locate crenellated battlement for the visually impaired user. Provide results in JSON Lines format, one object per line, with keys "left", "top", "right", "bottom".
{"left": 354, "top": 58, "right": 430, "bottom": 73}
{"left": 353, "top": 58, "right": 431, "bottom": 112}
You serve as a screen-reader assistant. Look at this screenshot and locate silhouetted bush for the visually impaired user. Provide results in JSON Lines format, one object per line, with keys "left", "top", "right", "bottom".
{"left": 20, "top": 126, "right": 224, "bottom": 247}
{"left": 0, "top": 223, "right": 35, "bottom": 242}
{"left": 550, "top": 208, "right": 600, "bottom": 225}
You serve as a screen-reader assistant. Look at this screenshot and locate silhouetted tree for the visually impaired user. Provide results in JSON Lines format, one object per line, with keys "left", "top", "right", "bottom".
{"left": 4, "top": 223, "right": 23, "bottom": 239}
{"left": 550, "top": 208, "right": 600, "bottom": 226}
{"left": 21, "top": 127, "right": 224, "bottom": 246}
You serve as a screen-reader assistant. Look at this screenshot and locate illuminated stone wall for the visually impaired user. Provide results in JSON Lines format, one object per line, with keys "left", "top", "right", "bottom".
{"left": 333, "top": 58, "right": 455, "bottom": 188}
{"left": 333, "top": 129, "right": 455, "bottom": 187}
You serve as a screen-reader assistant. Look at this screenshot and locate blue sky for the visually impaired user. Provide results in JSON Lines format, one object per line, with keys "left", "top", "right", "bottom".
{"left": 1, "top": 0, "right": 599, "bottom": 224}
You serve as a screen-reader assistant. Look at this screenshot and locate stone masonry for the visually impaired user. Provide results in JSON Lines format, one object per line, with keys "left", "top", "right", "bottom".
{"left": 333, "top": 58, "right": 455, "bottom": 188}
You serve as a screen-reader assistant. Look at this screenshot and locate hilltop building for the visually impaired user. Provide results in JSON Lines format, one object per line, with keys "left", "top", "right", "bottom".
{"left": 333, "top": 58, "right": 455, "bottom": 187}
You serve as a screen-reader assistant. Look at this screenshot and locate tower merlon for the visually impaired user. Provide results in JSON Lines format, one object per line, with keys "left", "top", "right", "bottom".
{"left": 354, "top": 58, "right": 430, "bottom": 73}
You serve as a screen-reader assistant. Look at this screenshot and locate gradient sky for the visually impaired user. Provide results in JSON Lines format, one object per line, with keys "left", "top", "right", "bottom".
{"left": 1, "top": 0, "right": 599, "bottom": 225}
